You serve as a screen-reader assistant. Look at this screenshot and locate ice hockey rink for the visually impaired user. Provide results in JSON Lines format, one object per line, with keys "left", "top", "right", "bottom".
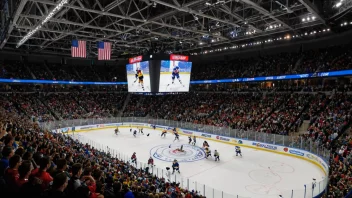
{"left": 72, "top": 128, "right": 326, "bottom": 198}
{"left": 127, "top": 74, "right": 151, "bottom": 92}
{"left": 159, "top": 73, "right": 191, "bottom": 92}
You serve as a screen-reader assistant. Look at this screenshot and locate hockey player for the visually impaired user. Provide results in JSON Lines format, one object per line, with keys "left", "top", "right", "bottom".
{"left": 172, "top": 159, "right": 180, "bottom": 174}
{"left": 214, "top": 150, "right": 220, "bottom": 161}
{"left": 114, "top": 127, "right": 119, "bottom": 135}
{"left": 133, "top": 129, "right": 137, "bottom": 137}
{"left": 235, "top": 146, "right": 242, "bottom": 157}
{"left": 203, "top": 141, "right": 209, "bottom": 148}
{"left": 173, "top": 131, "right": 180, "bottom": 142}
{"left": 192, "top": 135, "right": 196, "bottom": 146}
{"left": 131, "top": 152, "right": 137, "bottom": 165}
{"left": 130, "top": 128, "right": 132, "bottom": 132}
{"left": 140, "top": 127, "right": 144, "bottom": 134}
{"left": 134, "top": 67, "right": 141, "bottom": 83}
{"left": 176, "top": 145, "right": 184, "bottom": 152}
{"left": 148, "top": 156, "right": 154, "bottom": 167}
{"left": 161, "top": 129, "right": 167, "bottom": 138}
{"left": 188, "top": 136, "right": 192, "bottom": 144}
{"left": 205, "top": 147, "right": 212, "bottom": 159}
{"left": 168, "top": 65, "right": 184, "bottom": 86}
{"left": 137, "top": 70, "right": 145, "bottom": 91}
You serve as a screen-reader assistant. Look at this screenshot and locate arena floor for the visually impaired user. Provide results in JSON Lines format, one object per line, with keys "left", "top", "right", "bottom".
{"left": 72, "top": 128, "right": 326, "bottom": 198}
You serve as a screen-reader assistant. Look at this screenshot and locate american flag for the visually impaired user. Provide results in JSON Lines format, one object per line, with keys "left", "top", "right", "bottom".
{"left": 71, "top": 40, "right": 86, "bottom": 58}
{"left": 98, "top": 41, "right": 111, "bottom": 60}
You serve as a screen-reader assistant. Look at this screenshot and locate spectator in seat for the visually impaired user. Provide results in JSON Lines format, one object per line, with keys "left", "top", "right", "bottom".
{"left": 123, "top": 184, "right": 135, "bottom": 198}
{"left": 0, "top": 146, "right": 14, "bottom": 176}
{"left": 16, "top": 160, "right": 33, "bottom": 188}
{"left": 4, "top": 154, "right": 21, "bottom": 192}
{"left": 66, "top": 163, "right": 83, "bottom": 194}
{"left": 31, "top": 156, "right": 53, "bottom": 190}
{"left": 51, "top": 158, "right": 69, "bottom": 178}
{"left": 42, "top": 172, "right": 68, "bottom": 198}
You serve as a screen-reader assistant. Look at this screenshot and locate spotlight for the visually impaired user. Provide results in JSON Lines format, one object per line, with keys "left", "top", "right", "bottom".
{"left": 335, "top": 2, "right": 342, "bottom": 8}
{"left": 302, "top": 18, "right": 306, "bottom": 22}
{"left": 344, "top": 22, "right": 347, "bottom": 25}
{"left": 312, "top": 16, "right": 316, "bottom": 20}
{"left": 152, "top": 1, "right": 157, "bottom": 8}
{"left": 307, "top": 17, "right": 311, "bottom": 21}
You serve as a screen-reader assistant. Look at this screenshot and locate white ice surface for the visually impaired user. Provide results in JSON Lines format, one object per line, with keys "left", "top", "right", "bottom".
{"left": 158, "top": 74, "right": 191, "bottom": 92}
{"left": 74, "top": 128, "right": 326, "bottom": 198}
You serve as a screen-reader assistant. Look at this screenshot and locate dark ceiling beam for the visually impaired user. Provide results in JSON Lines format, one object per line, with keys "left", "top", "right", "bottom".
{"left": 240, "top": 0, "right": 293, "bottom": 30}
{"left": 0, "top": 0, "right": 28, "bottom": 49}
{"left": 297, "top": 0, "right": 326, "bottom": 25}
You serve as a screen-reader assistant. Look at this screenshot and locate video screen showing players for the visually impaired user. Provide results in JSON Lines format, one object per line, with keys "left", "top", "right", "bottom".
{"left": 158, "top": 60, "right": 192, "bottom": 92}
{"left": 126, "top": 61, "right": 151, "bottom": 92}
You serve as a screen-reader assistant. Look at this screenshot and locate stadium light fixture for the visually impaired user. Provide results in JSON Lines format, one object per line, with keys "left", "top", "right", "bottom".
{"left": 16, "top": 0, "right": 68, "bottom": 48}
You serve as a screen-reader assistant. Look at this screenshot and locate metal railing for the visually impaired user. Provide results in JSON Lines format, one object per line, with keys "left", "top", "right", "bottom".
{"left": 40, "top": 117, "right": 330, "bottom": 198}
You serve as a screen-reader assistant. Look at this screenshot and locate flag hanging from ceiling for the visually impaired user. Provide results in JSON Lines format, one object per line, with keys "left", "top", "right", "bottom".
{"left": 98, "top": 41, "right": 111, "bottom": 60}
{"left": 71, "top": 40, "right": 86, "bottom": 58}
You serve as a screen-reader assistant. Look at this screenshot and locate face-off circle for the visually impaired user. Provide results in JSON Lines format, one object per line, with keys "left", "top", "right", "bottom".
{"left": 150, "top": 144, "right": 206, "bottom": 162}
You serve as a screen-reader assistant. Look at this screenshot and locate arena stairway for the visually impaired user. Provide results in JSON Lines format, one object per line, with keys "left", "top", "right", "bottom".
{"left": 23, "top": 62, "right": 36, "bottom": 79}
{"left": 37, "top": 94, "right": 60, "bottom": 120}
{"left": 119, "top": 93, "right": 131, "bottom": 116}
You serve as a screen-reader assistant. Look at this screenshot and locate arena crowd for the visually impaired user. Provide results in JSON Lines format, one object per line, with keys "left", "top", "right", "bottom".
{"left": 0, "top": 44, "right": 351, "bottom": 197}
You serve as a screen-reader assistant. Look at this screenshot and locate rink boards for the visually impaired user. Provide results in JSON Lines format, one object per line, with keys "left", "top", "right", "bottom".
{"left": 53, "top": 122, "right": 329, "bottom": 177}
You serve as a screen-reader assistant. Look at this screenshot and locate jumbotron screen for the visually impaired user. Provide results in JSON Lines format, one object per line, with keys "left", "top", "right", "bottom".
{"left": 126, "top": 61, "right": 151, "bottom": 92}
{"left": 158, "top": 59, "right": 192, "bottom": 92}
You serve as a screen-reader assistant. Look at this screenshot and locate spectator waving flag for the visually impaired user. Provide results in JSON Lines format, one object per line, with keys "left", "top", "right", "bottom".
{"left": 71, "top": 40, "right": 86, "bottom": 58}
{"left": 98, "top": 41, "right": 111, "bottom": 60}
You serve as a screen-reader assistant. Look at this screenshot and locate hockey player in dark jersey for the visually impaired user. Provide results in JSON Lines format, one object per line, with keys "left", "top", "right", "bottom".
{"left": 148, "top": 156, "right": 154, "bottom": 167}
{"left": 188, "top": 136, "right": 192, "bottom": 144}
{"left": 235, "top": 146, "right": 242, "bottom": 157}
{"left": 203, "top": 141, "right": 209, "bottom": 148}
{"left": 173, "top": 129, "right": 179, "bottom": 142}
{"left": 172, "top": 159, "right": 180, "bottom": 174}
{"left": 192, "top": 135, "right": 196, "bottom": 146}
{"left": 131, "top": 152, "right": 137, "bottom": 165}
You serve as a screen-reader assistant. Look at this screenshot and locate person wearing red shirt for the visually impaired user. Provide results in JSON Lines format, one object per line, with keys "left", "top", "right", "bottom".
{"left": 31, "top": 157, "right": 53, "bottom": 190}
{"left": 16, "top": 160, "right": 33, "bottom": 188}
{"left": 4, "top": 154, "right": 21, "bottom": 192}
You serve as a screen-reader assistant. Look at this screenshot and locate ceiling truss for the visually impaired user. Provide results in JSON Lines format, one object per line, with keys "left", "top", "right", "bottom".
{"left": 1, "top": 0, "right": 330, "bottom": 57}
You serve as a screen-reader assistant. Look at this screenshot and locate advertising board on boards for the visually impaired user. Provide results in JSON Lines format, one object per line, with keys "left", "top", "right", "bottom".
{"left": 201, "top": 133, "right": 212, "bottom": 138}
{"left": 252, "top": 142, "right": 278, "bottom": 150}
{"left": 216, "top": 136, "right": 230, "bottom": 141}
{"left": 289, "top": 149, "right": 305, "bottom": 156}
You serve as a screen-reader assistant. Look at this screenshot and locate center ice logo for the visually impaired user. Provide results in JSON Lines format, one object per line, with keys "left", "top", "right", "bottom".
{"left": 150, "top": 144, "right": 206, "bottom": 162}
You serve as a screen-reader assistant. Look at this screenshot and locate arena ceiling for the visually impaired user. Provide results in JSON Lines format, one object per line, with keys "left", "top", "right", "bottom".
{"left": 0, "top": 0, "right": 349, "bottom": 58}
